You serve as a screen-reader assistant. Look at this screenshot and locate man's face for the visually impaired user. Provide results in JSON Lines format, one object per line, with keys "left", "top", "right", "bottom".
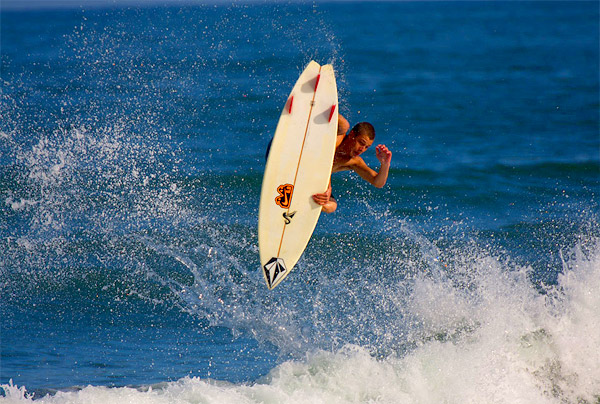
{"left": 349, "top": 132, "right": 374, "bottom": 157}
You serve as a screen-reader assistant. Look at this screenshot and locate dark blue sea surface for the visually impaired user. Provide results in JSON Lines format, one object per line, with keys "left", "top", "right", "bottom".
{"left": 1, "top": 2, "right": 599, "bottom": 402}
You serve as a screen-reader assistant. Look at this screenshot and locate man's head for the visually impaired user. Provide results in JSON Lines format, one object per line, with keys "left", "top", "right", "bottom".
{"left": 350, "top": 122, "right": 375, "bottom": 141}
{"left": 347, "top": 122, "right": 375, "bottom": 157}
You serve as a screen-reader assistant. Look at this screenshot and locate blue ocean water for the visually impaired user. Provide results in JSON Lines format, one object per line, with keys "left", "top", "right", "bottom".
{"left": 1, "top": 1, "right": 599, "bottom": 402}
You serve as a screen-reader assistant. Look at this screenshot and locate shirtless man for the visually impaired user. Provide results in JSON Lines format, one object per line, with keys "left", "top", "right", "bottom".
{"left": 312, "top": 114, "right": 392, "bottom": 213}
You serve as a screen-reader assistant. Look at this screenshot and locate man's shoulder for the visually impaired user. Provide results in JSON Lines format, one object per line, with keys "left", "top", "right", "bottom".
{"left": 348, "top": 155, "right": 367, "bottom": 168}
{"left": 333, "top": 155, "right": 357, "bottom": 172}
{"left": 336, "top": 156, "right": 367, "bottom": 173}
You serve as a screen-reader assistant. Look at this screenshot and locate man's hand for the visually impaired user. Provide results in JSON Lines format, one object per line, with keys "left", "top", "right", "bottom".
{"left": 312, "top": 183, "right": 331, "bottom": 206}
{"left": 312, "top": 183, "right": 337, "bottom": 213}
{"left": 375, "top": 144, "right": 392, "bottom": 166}
{"left": 312, "top": 192, "right": 329, "bottom": 205}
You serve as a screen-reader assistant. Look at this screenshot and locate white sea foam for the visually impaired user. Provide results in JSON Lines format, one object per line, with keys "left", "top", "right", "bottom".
{"left": 3, "top": 239, "right": 598, "bottom": 404}
{"left": 4, "top": 120, "right": 186, "bottom": 237}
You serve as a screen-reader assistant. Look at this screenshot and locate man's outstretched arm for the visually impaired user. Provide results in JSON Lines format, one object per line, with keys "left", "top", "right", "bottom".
{"left": 351, "top": 145, "right": 392, "bottom": 188}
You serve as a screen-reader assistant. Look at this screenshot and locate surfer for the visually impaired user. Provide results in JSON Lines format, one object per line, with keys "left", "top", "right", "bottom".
{"left": 312, "top": 114, "right": 392, "bottom": 213}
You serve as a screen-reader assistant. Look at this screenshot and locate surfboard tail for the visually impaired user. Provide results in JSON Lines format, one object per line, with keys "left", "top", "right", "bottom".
{"left": 263, "top": 257, "right": 289, "bottom": 290}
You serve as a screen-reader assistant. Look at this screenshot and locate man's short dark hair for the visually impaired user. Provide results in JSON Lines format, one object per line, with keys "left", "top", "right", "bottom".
{"left": 351, "top": 122, "right": 375, "bottom": 140}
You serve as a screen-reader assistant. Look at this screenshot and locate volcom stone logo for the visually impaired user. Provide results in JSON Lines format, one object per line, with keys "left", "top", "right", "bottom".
{"left": 263, "top": 257, "right": 287, "bottom": 289}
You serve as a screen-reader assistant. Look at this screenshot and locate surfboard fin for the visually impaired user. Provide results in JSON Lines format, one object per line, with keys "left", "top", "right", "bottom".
{"left": 328, "top": 104, "right": 336, "bottom": 122}
{"left": 288, "top": 96, "right": 294, "bottom": 113}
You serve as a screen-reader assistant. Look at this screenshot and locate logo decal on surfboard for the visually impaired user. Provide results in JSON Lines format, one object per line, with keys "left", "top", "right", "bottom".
{"left": 275, "top": 184, "right": 294, "bottom": 209}
{"left": 263, "top": 257, "right": 287, "bottom": 289}
{"left": 282, "top": 211, "right": 296, "bottom": 225}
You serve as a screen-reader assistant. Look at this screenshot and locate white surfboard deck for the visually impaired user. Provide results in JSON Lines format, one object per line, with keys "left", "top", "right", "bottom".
{"left": 258, "top": 61, "right": 338, "bottom": 290}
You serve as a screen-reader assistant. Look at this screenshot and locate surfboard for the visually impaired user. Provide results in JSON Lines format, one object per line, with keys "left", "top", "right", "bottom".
{"left": 258, "top": 61, "right": 338, "bottom": 290}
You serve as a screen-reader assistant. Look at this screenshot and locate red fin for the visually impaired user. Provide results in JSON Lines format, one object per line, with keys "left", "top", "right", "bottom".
{"left": 314, "top": 74, "right": 321, "bottom": 92}
{"left": 328, "top": 104, "right": 336, "bottom": 122}
{"left": 288, "top": 96, "right": 293, "bottom": 113}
